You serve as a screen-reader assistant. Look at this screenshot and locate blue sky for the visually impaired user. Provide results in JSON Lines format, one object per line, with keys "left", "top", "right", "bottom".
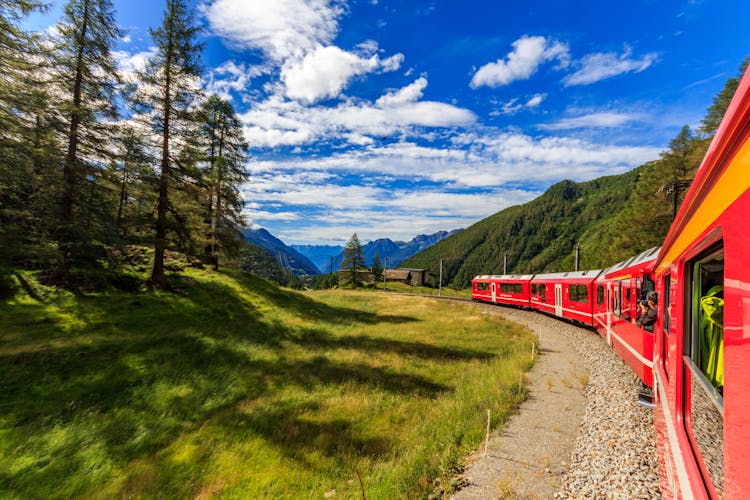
{"left": 28, "top": 0, "right": 750, "bottom": 244}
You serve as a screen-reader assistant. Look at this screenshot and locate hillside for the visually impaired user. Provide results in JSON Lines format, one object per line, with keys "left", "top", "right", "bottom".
{"left": 243, "top": 228, "right": 320, "bottom": 275}
{"left": 402, "top": 169, "right": 644, "bottom": 288}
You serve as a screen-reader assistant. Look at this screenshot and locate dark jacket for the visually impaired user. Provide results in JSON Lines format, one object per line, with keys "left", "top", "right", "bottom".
{"left": 636, "top": 306, "right": 657, "bottom": 328}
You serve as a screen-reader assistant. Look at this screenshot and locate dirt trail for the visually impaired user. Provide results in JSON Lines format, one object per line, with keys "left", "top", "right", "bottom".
{"left": 451, "top": 306, "right": 589, "bottom": 499}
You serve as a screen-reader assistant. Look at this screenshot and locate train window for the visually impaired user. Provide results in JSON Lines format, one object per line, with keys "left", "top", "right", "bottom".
{"left": 569, "top": 284, "right": 588, "bottom": 303}
{"left": 684, "top": 243, "right": 724, "bottom": 496}
{"left": 476, "top": 282, "right": 488, "bottom": 291}
{"left": 501, "top": 283, "right": 523, "bottom": 294}
{"left": 532, "top": 283, "right": 546, "bottom": 302}
{"left": 618, "top": 282, "right": 631, "bottom": 320}
{"left": 596, "top": 285, "right": 604, "bottom": 305}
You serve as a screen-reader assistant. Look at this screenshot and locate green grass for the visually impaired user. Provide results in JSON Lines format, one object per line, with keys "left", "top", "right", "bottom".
{"left": 0, "top": 269, "right": 535, "bottom": 498}
{"left": 354, "top": 281, "right": 472, "bottom": 299}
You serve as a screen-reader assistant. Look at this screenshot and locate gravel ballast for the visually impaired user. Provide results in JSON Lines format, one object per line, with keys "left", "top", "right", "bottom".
{"left": 451, "top": 305, "right": 662, "bottom": 499}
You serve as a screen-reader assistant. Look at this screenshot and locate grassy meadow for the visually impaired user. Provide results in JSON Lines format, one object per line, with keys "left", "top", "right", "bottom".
{"left": 0, "top": 269, "right": 535, "bottom": 498}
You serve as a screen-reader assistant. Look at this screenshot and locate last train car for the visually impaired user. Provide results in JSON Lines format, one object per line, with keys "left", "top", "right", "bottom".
{"left": 593, "top": 246, "right": 660, "bottom": 387}
{"left": 651, "top": 66, "right": 750, "bottom": 498}
{"left": 529, "top": 270, "right": 601, "bottom": 326}
{"left": 470, "top": 275, "right": 532, "bottom": 307}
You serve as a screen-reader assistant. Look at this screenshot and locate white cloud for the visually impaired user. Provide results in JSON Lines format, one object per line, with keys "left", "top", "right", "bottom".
{"left": 471, "top": 35, "right": 569, "bottom": 88}
{"left": 538, "top": 112, "right": 642, "bottom": 130}
{"left": 239, "top": 85, "right": 476, "bottom": 148}
{"left": 376, "top": 77, "right": 427, "bottom": 107}
{"left": 204, "top": 60, "right": 267, "bottom": 99}
{"left": 113, "top": 47, "right": 157, "bottom": 78}
{"left": 526, "top": 93, "right": 545, "bottom": 107}
{"left": 563, "top": 47, "right": 658, "bottom": 86}
{"left": 281, "top": 45, "right": 402, "bottom": 103}
{"left": 491, "top": 93, "right": 546, "bottom": 116}
{"left": 202, "top": 0, "right": 346, "bottom": 62}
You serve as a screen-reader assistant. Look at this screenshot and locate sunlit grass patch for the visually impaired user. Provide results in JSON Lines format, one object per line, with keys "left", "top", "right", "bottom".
{"left": 0, "top": 269, "right": 534, "bottom": 498}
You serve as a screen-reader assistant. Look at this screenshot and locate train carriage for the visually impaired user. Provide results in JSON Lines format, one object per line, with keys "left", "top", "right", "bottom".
{"left": 651, "top": 67, "right": 750, "bottom": 498}
{"left": 470, "top": 274, "right": 533, "bottom": 307}
{"left": 530, "top": 270, "right": 601, "bottom": 326}
{"left": 594, "top": 246, "right": 660, "bottom": 387}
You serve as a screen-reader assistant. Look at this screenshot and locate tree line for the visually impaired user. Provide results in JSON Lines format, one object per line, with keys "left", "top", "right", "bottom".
{"left": 0, "top": 0, "right": 248, "bottom": 288}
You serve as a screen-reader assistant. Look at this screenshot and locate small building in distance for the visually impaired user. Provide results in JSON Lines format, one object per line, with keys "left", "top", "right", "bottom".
{"left": 384, "top": 268, "right": 431, "bottom": 286}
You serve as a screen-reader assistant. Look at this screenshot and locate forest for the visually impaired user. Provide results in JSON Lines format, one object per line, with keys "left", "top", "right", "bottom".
{"left": 1, "top": 0, "right": 248, "bottom": 291}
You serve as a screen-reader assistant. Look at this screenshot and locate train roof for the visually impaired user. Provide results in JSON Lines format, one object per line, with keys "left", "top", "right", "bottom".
{"left": 532, "top": 269, "right": 602, "bottom": 280}
{"left": 472, "top": 274, "right": 534, "bottom": 281}
{"left": 601, "top": 246, "right": 660, "bottom": 277}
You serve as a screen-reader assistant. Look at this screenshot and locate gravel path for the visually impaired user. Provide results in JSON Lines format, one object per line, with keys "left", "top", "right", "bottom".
{"left": 450, "top": 305, "right": 661, "bottom": 499}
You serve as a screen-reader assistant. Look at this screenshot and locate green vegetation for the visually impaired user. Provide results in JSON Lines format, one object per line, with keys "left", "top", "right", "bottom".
{"left": 0, "top": 268, "right": 534, "bottom": 498}
{"left": 403, "top": 58, "right": 750, "bottom": 288}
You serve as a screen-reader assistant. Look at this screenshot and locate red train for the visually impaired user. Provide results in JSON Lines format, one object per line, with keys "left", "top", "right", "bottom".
{"left": 471, "top": 66, "right": 750, "bottom": 498}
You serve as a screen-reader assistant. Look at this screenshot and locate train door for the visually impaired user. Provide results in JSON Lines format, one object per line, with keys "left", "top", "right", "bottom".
{"left": 491, "top": 282, "right": 496, "bottom": 303}
{"left": 554, "top": 284, "right": 563, "bottom": 316}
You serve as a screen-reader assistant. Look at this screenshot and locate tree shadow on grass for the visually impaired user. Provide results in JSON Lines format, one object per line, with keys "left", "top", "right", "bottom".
{"left": 290, "top": 329, "right": 496, "bottom": 361}
{"left": 0, "top": 273, "right": 471, "bottom": 496}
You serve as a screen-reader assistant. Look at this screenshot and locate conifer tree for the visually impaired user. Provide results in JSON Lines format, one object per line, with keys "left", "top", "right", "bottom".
{"left": 371, "top": 251, "right": 383, "bottom": 281}
{"left": 342, "top": 233, "right": 365, "bottom": 288}
{"left": 700, "top": 57, "right": 750, "bottom": 136}
{"left": 53, "top": 0, "right": 122, "bottom": 275}
{"left": 135, "top": 0, "right": 203, "bottom": 287}
{"left": 199, "top": 94, "right": 248, "bottom": 270}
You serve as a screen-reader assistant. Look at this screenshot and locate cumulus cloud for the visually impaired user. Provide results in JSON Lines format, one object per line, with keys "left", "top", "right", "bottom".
{"left": 471, "top": 35, "right": 569, "bottom": 88}
{"left": 202, "top": 0, "right": 346, "bottom": 62}
{"left": 239, "top": 84, "right": 476, "bottom": 147}
{"left": 281, "top": 45, "right": 403, "bottom": 103}
{"left": 563, "top": 47, "right": 658, "bottom": 86}
{"left": 376, "top": 77, "right": 427, "bottom": 107}
{"left": 113, "top": 47, "right": 157, "bottom": 80}
{"left": 538, "top": 112, "right": 642, "bottom": 130}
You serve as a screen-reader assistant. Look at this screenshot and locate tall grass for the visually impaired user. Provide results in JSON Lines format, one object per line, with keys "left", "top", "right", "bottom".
{"left": 0, "top": 269, "right": 535, "bottom": 498}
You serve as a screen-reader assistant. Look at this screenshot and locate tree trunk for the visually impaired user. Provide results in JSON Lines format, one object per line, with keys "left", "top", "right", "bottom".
{"left": 150, "top": 4, "right": 174, "bottom": 288}
{"left": 59, "top": 0, "right": 90, "bottom": 275}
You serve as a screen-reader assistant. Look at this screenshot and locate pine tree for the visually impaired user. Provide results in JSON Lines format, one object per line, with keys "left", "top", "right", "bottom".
{"left": 0, "top": 1, "right": 52, "bottom": 265}
{"left": 134, "top": 0, "right": 203, "bottom": 288}
{"left": 199, "top": 94, "right": 248, "bottom": 270}
{"left": 341, "top": 233, "right": 366, "bottom": 288}
{"left": 52, "top": 0, "right": 122, "bottom": 276}
{"left": 700, "top": 57, "right": 750, "bottom": 136}
{"left": 371, "top": 251, "right": 383, "bottom": 281}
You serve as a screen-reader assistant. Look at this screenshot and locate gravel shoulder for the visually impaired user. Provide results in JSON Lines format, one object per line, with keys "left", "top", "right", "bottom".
{"left": 451, "top": 305, "right": 661, "bottom": 499}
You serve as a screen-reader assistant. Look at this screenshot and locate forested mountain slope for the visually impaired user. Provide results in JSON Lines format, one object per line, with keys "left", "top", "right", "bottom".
{"left": 402, "top": 170, "right": 643, "bottom": 287}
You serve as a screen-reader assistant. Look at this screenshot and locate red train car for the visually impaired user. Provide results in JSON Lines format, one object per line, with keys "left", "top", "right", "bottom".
{"left": 651, "top": 67, "right": 750, "bottom": 498}
{"left": 471, "top": 274, "right": 532, "bottom": 307}
{"left": 530, "top": 270, "right": 601, "bottom": 326}
{"left": 594, "top": 246, "right": 660, "bottom": 387}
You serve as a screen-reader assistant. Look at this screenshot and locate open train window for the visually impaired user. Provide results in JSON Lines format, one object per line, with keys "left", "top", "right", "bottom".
{"left": 683, "top": 242, "right": 724, "bottom": 496}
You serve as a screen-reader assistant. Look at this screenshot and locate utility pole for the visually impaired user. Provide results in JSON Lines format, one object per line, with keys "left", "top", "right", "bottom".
{"left": 575, "top": 243, "right": 580, "bottom": 272}
{"left": 503, "top": 252, "right": 507, "bottom": 275}
{"left": 439, "top": 259, "right": 443, "bottom": 297}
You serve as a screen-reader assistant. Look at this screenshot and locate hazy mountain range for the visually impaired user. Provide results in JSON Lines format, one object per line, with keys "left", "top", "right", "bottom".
{"left": 243, "top": 228, "right": 461, "bottom": 276}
